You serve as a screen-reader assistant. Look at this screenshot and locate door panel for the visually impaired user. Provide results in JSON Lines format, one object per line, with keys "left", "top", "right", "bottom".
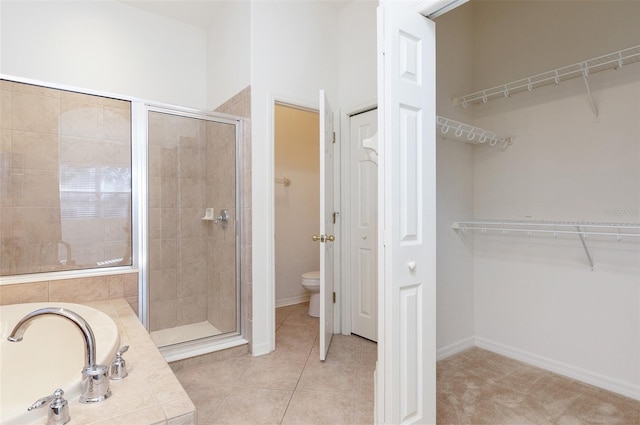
{"left": 319, "top": 90, "right": 335, "bottom": 361}
{"left": 350, "top": 109, "right": 378, "bottom": 342}
{"left": 377, "top": 2, "right": 436, "bottom": 424}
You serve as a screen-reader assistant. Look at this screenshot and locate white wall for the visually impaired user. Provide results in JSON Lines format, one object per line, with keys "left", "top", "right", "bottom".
{"left": 434, "top": 1, "right": 477, "bottom": 356}
{"left": 0, "top": 1, "right": 207, "bottom": 108}
{"left": 274, "top": 105, "right": 320, "bottom": 306}
{"left": 250, "top": 0, "right": 340, "bottom": 355}
{"left": 469, "top": 1, "right": 640, "bottom": 398}
{"left": 338, "top": 0, "right": 377, "bottom": 112}
{"left": 206, "top": 1, "right": 251, "bottom": 109}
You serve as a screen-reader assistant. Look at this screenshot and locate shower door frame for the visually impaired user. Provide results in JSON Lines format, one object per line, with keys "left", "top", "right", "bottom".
{"left": 138, "top": 103, "right": 246, "bottom": 360}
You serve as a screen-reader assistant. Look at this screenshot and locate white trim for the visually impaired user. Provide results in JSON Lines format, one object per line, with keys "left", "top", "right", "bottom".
{"left": 0, "top": 267, "right": 138, "bottom": 286}
{"left": 264, "top": 93, "right": 320, "bottom": 357}
{"left": 436, "top": 337, "right": 475, "bottom": 360}
{"left": 275, "top": 294, "right": 310, "bottom": 308}
{"left": 339, "top": 110, "right": 353, "bottom": 336}
{"left": 405, "top": 0, "right": 469, "bottom": 18}
{"left": 475, "top": 337, "right": 640, "bottom": 401}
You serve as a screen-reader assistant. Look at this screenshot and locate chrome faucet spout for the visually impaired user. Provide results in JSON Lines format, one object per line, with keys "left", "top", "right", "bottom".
{"left": 8, "top": 307, "right": 97, "bottom": 369}
{"left": 8, "top": 307, "right": 111, "bottom": 403}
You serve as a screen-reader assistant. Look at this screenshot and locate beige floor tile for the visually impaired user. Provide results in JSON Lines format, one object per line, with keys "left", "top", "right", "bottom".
{"left": 202, "top": 387, "right": 292, "bottom": 425}
{"left": 281, "top": 390, "right": 357, "bottom": 425}
{"left": 297, "top": 358, "right": 360, "bottom": 395}
{"left": 239, "top": 355, "right": 306, "bottom": 390}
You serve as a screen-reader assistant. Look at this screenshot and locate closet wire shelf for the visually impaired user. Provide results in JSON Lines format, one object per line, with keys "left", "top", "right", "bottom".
{"left": 437, "top": 116, "right": 512, "bottom": 149}
{"left": 452, "top": 220, "right": 640, "bottom": 271}
{"left": 452, "top": 45, "right": 640, "bottom": 108}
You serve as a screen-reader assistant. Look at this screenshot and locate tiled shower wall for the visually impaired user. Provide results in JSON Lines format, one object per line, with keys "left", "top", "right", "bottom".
{"left": 0, "top": 80, "right": 132, "bottom": 274}
{"left": 215, "top": 86, "right": 253, "bottom": 351}
{"left": 147, "top": 106, "right": 242, "bottom": 334}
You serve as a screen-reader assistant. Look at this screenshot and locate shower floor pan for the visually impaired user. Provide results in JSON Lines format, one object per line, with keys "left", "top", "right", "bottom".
{"left": 151, "top": 321, "right": 222, "bottom": 347}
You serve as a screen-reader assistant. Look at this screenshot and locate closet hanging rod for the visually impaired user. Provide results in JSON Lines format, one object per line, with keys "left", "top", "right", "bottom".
{"left": 436, "top": 116, "right": 513, "bottom": 149}
{"left": 452, "top": 45, "right": 640, "bottom": 108}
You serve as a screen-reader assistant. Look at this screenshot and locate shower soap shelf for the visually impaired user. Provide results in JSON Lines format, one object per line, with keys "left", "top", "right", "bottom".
{"left": 452, "top": 220, "right": 640, "bottom": 271}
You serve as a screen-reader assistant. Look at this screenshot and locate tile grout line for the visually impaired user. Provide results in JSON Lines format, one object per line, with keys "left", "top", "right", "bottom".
{"left": 278, "top": 330, "right": 319, "bottom": 425}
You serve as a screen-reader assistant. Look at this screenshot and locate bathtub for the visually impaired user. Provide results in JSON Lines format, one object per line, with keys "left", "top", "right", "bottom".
{"left": 0, "top": 302, "right": 120, "bottom": 425}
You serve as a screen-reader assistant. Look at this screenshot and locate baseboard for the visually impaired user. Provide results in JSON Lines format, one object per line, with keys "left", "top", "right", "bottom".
{"left": 436, "top": 336, "right": 475, "bottom": 360}
{"left": 275, "top": 294, "right": 310, "bottom": 308}
{"left": 475, "top": 336, "right": 640, "bottom": 401}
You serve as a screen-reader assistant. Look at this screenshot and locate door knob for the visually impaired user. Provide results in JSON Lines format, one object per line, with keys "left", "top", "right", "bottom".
{"left": 312, "top": 235, "right": 321, "bottom": 242}
{"left": 326, "top": 235, "right": 335, "bottom": 242}
{"left": 408, "top": 260, "right": 416, "bottom": 271}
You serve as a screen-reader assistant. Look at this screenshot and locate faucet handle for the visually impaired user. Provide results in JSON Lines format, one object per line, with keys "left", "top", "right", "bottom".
{"left": 110, "top": 345, "right": 129, "bottom": 380}
{"left": 29, "top": 389, "right": 70, "bottom": 425}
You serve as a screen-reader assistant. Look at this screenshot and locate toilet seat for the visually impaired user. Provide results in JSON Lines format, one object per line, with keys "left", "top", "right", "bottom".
{"left": 301, "top": 271, "right": 320, "bottom": 284}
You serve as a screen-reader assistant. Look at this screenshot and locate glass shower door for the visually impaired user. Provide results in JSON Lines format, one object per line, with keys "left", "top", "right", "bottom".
{"left": 146, "top": 108, "right": 240, "bottom": 348}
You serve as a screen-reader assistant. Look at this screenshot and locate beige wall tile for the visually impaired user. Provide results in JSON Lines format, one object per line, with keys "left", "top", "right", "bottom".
{"left": 0, "top": 89, "right": 11, "bottom": 129}
{"left": 178, "top": 179, "right": 205, "bottom": 209}
{"left": 12, "top": 131, "right": 59, "bottom": 170}
{"left": 11, "top": 92, "right": 59, "bottom": 134}
{"left": 177, "top": 265, "right": 207, "bottom": 298}
{"left": 178, "top": 148, "right": 205, "bottom": 180}
{"left": 61, "top": 218, "right": 105, "bottom": 243}
{"left": 122, "top": 272, "right": 138, "bottom": 297}
{"left": 48, "top": 276, "right": 110, "bottom": 302}
{"left": 59, "top": 90, "right": 103, "bottom": 105}
{"left": 104, "top": 216, "right": 131, "bottom": 242}
{"left": 149, "top": 299, "right": 177, "bottom": 332}
{"left": 59, "top": 135, "right": 104, "bottom": 166}
{"left": 177, "top": 116, "right": 206, "bottom": 150}
{"left": 161, "top": 147, "right": 178, "bottom": 178}
{"left": 103, "top": 97, "right": 129, "bottom": 110}
{"left": 12, "top": 169, "right": 60, "bottom": 207}
{"left": 150, "top": 269, "right": 177, "bottom": 301}
{"left": 161, "top": 178, "right": 178, "bottom": 208}
{"left": 109, "top": 275, "right": 125, "bottom": 298}
{"left": 13, "top": 207, "right": 61, "bottom": 244}
{"left": 148, "top": 145, "right": 161, "bottom": 177}
{"left": 149, "top": 111, "right": 178, "bottom": 148}
{"left": 104, "top": 106, "right": 131, "bottom": 142}
{"left": 103, "top": 140, "right": 131, "bottom": 165}
{"left": 176, "top": 296, "right": 207, "bottom": 326}
{"left": 60, "top": 100, "right": 104, "bottom": 139}
{"left": 0, "top": 281, "right": 49, "bottom": 305}
{"left": 11, "top": 82, "right": 60, "bottom": 98}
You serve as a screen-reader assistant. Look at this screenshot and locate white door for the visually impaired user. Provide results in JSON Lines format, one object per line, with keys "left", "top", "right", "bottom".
{"left": 319, "top": 90, "right": 335, "bottom": 361}
{"left": 376, "top": 2, "right": 437, "bottom": 424}
{"left": 350, "top": 109, "right": 378, "bottom": 342}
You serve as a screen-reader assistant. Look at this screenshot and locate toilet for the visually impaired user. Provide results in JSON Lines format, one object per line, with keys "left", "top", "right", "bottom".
{"left": 300, "top": 271, "right": 320, "bottom": 317}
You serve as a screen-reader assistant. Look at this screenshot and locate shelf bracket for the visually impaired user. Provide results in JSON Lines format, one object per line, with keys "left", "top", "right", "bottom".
{"left": 581, "top": 64, "right": 599, "bottom": 121}
{"left": 576, "top": 226, "right": 595, "bottom": 271}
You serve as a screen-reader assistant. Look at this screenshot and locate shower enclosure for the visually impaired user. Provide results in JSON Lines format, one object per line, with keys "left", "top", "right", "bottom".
{"left": 145, "top": 107, "right": 241, "bottom": 352}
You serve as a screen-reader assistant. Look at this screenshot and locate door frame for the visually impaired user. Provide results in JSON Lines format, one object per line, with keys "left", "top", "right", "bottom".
{"left": 339, "top": 103, "right": 378, "bottom": 337}
{"left": 268, "top": 93, "right": 343, "bottom": 350}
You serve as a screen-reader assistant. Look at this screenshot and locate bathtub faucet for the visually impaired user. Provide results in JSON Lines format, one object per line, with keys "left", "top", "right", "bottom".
{"left": 7, "top": 307, "right": 112, "bottom": 403}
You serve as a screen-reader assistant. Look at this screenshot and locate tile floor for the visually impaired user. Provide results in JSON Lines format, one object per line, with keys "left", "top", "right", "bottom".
{"left": 173, "top": 302, "right": 640, "bottom": 425}
{"left": 171, "top": 302, "right": 375, "bottom": 425}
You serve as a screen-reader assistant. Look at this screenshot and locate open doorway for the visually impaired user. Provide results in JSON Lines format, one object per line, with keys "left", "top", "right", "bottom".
{"left": 273, "top": 103, "right": 320, "bottom": 316}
